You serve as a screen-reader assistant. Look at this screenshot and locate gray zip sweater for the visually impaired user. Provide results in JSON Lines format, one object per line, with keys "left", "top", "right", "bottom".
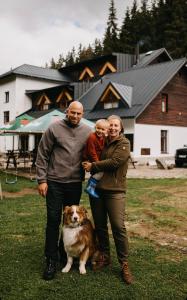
{"left": 36, "top": 119, "right": 92, "bottom": 184}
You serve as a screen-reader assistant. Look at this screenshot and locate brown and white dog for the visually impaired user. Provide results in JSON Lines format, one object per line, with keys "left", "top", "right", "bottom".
{"left": 61, "top": 205, "right": 97, "bottom": 274}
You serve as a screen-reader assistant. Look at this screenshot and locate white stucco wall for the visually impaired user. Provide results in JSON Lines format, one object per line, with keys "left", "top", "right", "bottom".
{"left": 0, "top": 76, "right": 61, "bottom": 126}
{"left": 0, "top": 76, "right": 61, "bottom": 152}
{"left": 15, "top": 77, "right": 61, "bottom": 116}
{"left": 134, "top": 123, "right": 187, "bottom": 162}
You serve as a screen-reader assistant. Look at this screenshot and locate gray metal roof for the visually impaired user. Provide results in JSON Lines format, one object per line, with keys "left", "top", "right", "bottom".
{"left": 0, "top": 64, "right": 71, "bottom": 82}
{"left": 112, "top": 82, "right": 133, "bottom": 107}
{"left": 79, "top": 57, "right": 187, "bottom": 120}
{"left": 136, "top": 48, "right": 172, "bottom": 68}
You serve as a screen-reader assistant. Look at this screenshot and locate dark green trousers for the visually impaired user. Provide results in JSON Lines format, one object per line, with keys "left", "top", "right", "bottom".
{"left": 90, "top": 192, "right": 129, "bottom": 264}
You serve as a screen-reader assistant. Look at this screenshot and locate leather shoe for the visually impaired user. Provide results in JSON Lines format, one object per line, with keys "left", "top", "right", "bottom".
{"left": 43, "top": 259, "right": 56, "bottom": 280}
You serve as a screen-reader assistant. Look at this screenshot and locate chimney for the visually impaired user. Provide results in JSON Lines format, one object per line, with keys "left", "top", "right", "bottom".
{"left": 135, "top": 42, "right": 140, "bottom": 65}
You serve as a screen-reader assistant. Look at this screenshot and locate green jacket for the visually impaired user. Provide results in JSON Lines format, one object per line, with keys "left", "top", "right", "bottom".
{"left": 91, "top": 134, "right": 130, "bottom": 192}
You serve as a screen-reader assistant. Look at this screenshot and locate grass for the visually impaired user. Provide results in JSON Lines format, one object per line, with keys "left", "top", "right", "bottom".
{"left": 0, "top": 173, "right": 187, "bottom": 300}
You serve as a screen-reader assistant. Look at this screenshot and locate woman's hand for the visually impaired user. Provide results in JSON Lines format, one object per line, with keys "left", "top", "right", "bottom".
{"left": 82, "top": 161, "right": 92, "bottom": 172}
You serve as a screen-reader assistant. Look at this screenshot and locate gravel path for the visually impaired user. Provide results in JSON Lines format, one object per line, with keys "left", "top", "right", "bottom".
{"left": 127, "top": 165, "right": 187, "bottom": 179}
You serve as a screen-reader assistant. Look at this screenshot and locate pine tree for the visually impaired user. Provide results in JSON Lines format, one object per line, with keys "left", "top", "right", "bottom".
{"left": 93, "top": 38, "right": 103, "bottom": 57}
{"left": 56, "top": 54, "right": 65, "bottom": 69}
{"left": 50, "top": 57, "right": 57, "bottom": 69}
{"left": 103, "top": 0, "right": 119, "bottom": 54}
{"left": 164, "top": 0, "right": 187, "bottom": 58}
{"left": 76, "top": 44, "right": 83, "bottom": 63}
{"left": 119, "top": 7, "right": 133, "bottom": 53}
{"left": 65, "top": 50, "right": 75, "bottom": 66}
{"left": 137, "top": 0, "right": 152, "bottom": 52}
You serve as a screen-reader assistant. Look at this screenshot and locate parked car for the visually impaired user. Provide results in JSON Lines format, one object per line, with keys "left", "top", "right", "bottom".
{"left": 175, "top": 145, "right": 187, "bottom": 167}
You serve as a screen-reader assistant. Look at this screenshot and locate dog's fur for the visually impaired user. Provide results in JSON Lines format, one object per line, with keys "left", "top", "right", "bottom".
{"left": 61, "top": 205, "right": 97, "bottom": 274}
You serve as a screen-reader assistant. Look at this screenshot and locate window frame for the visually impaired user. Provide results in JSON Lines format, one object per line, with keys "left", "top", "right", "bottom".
{"left": 161, "top": 130, "right": 168, "bottom": 153}
{"left": 161, "top": 93, "right": 168, "bottom": 113}
{"left": 4, "top": 111, "right": 10, "bottom": 124}
{"left": 5, "top": 91, "right": 9, "bottom": 103}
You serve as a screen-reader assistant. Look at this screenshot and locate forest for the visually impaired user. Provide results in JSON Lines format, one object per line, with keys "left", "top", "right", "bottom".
{"left": 47, "top": 0, "right": 187, "bottom": 69}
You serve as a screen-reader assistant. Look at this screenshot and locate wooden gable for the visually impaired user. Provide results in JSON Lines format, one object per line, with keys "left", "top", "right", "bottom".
{"left": 56, "top": 89, "right": 73, "bottom": 109}
{"left": 56, "top": 90, "right": 72, "bottom": 103}
{"left": 100, "top": 85, "right": 121, "bottom": 102}
{"left": 36, "top": 93, "right": 51, "bottom": 106}
{"left": 99, "top": 62, "right": 117, "bottom": 76}
{"left": 79, "top": 67, "right": 94, "bottom": 81}
{"left": 98, "top": 84, "right": 121, "bottom": 109}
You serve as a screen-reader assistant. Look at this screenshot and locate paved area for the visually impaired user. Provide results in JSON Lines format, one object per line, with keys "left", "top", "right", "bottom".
{"left": 127, "top": 165, "right": 187, "bottom": 178}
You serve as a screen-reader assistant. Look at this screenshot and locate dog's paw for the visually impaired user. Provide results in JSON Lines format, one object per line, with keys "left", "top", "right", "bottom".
{"left": 79, "top": 266, "right": 86, "bottom": 274}
{"left": 62, "top": 265, "right": 71, "bottom": 273}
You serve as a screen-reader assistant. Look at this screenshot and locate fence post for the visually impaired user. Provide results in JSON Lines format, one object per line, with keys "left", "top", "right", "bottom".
{"left": 0, "top": 181, "right": 3, "bottom": 200}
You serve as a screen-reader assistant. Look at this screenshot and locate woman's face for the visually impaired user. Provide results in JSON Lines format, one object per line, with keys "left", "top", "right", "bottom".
{"left": 108, "top": 118, "right": 121, "bottom": 139}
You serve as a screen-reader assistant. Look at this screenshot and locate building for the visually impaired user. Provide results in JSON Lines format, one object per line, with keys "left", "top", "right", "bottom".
{"left": 0, "top": 48, "right": 187, "bottom": 163}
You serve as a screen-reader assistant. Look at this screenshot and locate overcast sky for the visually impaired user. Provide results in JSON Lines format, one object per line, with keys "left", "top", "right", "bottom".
{"left": 0, "top": 0, "right": 146, "bottom": 74}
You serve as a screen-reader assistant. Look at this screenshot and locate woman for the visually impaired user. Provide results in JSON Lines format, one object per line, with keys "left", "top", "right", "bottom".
{"left": 82, "top": 115, "right": 133, "bottom": 284}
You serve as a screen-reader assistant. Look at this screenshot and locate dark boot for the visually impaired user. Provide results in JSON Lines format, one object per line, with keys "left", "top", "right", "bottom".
{"left": 91, "top": 251, "right": 111, "bottom": 271}
{"left": 43, "top": 258, "right": 57, "bottom": 280}
{"left": 121, "top": 261, "right": 133, "bottom": 284}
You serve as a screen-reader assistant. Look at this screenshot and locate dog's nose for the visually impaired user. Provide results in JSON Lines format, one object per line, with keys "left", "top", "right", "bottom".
{"left": 73, "top": 217, "right": 78, "bottom": 221}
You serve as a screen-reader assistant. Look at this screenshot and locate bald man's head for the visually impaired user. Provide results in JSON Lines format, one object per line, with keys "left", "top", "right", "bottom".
{"left": 66, "top": 101, "right": 84, "bottom": 125}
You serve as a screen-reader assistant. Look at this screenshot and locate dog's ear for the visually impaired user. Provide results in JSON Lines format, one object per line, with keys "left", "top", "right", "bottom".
{"left": 63, "top": 206, "right": 70, "bottom": 214}
{"left": 80, "top": 206, "right": 87, "bottom": 214}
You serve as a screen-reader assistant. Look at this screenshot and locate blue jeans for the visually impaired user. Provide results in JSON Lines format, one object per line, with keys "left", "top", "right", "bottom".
{"left": 45, "top": 180, "right": 82, "bottom": 261}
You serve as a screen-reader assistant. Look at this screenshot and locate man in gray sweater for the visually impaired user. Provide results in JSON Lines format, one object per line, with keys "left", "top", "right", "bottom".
{"left": 36, "top": 101, "right": 92, "bottom": 280}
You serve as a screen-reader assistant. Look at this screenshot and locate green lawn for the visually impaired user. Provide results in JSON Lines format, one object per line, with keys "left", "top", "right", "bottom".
{"left": 0, "top": 173, "right": 186, "bottom": 300}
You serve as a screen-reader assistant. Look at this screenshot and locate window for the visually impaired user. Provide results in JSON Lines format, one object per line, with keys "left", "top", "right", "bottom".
{"left": 5, "top": 91, "right": 9, "bottom": 103}
{"left": 42, "top": 104, "right": 49, "bottom": 110}
{"left": 141, "top": 148, "right": 150, "bottom": 155}
{"left": 56, "top": 90, "right": 73, "bottom": 109}
{"left": 4, "top": 111, "right": 9, "bottom": 123}
{"left": 125, "top": 134, "right": 134, "bottom": 152}
{"left": 36, "top": 93, "right": 51, "bottom": 111}
{"left": 161, "top": 130, "right": 168, "bottom": 153}
{"left": 161, "top": 93, "right": 168, "bottom": 113}
{"left": 104, "top": 101, "right": 119, "bottom": 109}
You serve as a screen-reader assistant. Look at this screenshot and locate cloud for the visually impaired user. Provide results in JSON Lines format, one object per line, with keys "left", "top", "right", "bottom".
{"left": 0, "top": 0, "right": 142, "bottom": 74}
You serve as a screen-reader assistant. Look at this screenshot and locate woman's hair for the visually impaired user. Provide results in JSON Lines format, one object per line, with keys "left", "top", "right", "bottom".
{"left": 107, "top": 115, "right": 125, "bottom": 133}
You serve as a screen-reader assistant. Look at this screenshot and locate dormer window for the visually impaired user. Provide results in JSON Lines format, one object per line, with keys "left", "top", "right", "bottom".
{"left": 56, "top": 89, "right": 73, "bottom": 109}
{"left": 100, "top": 85, "right": 120, "bottom": 109}
{"left": 36, "top": 93, "right": 51, "bottom": 111}
{"left": 161, "top": 93, "right": 168, "bottom": 113}
{"left": 79, "top": 67, "right": 94, "bottom": 81}
{"left": 99, "top": 62, "right": 116, "bottom": 76}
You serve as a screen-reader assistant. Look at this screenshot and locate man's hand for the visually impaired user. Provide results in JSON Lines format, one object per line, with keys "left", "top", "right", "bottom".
{"left": 38, "top": 182, "right": 48, "bottom": 197}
